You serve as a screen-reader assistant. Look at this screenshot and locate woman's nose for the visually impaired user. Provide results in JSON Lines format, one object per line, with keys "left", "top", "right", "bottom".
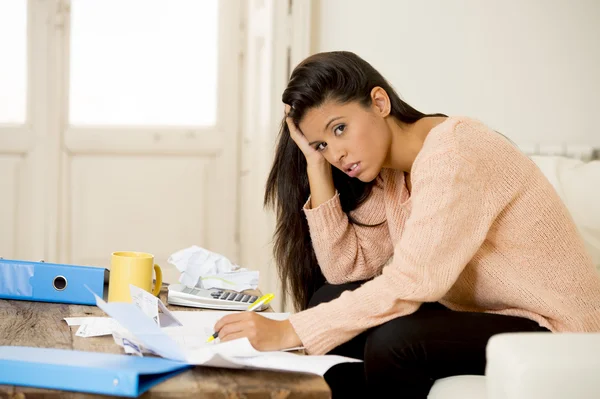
{"left": 329, "top": 144, "right": 346, "bottom": 164}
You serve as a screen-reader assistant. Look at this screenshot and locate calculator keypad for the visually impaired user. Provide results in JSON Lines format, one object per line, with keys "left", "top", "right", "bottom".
{"left": 214, "top": 291, "right": 256, "bottom": 303}
{"left": 181, "top": 286, "right": 258, "bottom": 304}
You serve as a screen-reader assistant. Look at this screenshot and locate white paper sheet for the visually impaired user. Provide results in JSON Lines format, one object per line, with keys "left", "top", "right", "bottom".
{"left": 164, "top": 311, "right": 302, "bottom": 351}
{"left": 64, "top": 316, "right": 103, "bottom": 326}
{"left": 75, "top": 318, "right": 122, "bottom": 337}
{"left": 129, "top": 284, "right": 160, "bottom": 324}
{"left": 167, "top": 245, "right": 259, "bottom": 291}
{"left": 130, "top": 284, "right": 182, "bottom": 327}
{"left": 230, "top": 350, "right": 360, "bottom": 376}
{"left": 65, "top": 286, "right": 183, "bottom": 337}
{"left": 169, "top": 310, "right": 290, "bottom": 333}
{"left": 91, "top": 292, "right": 362, "bottom": 375}
{"left": 198, "top": 271, "right": 260, "bottom": 292}
{"left": 111, "top": 328, "right": 146, "bottom": 356}
{"left": 64, "top": 316, "right": 122, "bottom": 338}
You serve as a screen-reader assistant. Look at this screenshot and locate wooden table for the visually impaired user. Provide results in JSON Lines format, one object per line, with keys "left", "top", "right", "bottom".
{"left": 0, "top": 286, "right": 331, "bottom": 398}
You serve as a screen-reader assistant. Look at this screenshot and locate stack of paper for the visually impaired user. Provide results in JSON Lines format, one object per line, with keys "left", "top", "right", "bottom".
{"left": 167, "top": 245, "right": 259, "bottom": 292}
{"left": 83, "top": 285, "right": 361, "bottom": 376}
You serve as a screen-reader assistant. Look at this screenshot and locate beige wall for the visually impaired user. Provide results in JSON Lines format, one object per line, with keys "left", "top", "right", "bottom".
{"left": 311, "top": 0, "right": 600, "bottom": 147}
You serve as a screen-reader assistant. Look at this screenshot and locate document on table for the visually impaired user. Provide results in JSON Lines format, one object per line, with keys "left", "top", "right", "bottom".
{"left": 64, "top": 311, "right": 291, "bottom": 341}
{"left": 88, "top": 287, "right": 361, "bottom": 376}
{"left": 69, "top": 310, "right": 301, "bottom": 355}
{"left": 64, "top": 317, "right": 122, "bottom": 338}
{"left": 160, "top": 311, "right": 302, "bottom": 352}
{"left": 130, "top": 284, "right": 182, "bottom": 328}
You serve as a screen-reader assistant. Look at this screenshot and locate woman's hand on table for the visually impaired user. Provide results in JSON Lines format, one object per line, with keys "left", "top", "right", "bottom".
{"left": 213, "top": 312, "right": 302, "bottom": 351}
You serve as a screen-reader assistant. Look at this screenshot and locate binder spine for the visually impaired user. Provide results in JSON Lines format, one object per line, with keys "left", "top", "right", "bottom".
{"left": 0, "top": 259, "right": 109, "bottom": 305}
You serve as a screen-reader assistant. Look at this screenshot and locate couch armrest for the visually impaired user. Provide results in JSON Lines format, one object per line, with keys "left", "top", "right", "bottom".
{"left": 485, "top": 332, "right": 600, "bottom": 399}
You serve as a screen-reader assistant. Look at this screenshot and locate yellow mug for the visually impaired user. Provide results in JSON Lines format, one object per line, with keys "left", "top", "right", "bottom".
{"left": 108, "top": 251, "right": 162, "bottom": 302}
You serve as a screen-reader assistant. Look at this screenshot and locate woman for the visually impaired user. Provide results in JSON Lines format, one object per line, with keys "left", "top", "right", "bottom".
{"left": 214, "top": 51, "right": 600, "bottom": 397}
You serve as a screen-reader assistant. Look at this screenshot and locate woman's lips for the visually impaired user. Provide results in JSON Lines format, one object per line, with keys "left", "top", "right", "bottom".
{"left": 346, "top": 162, "right": 361, "bottom": 178}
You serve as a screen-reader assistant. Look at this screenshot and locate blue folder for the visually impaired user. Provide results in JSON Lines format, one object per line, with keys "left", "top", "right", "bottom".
{"left": 0, "top": 258, "right": 108, "bottom": 305}
{"left": 0, "top": 346, "right": 192, "bottom": 397}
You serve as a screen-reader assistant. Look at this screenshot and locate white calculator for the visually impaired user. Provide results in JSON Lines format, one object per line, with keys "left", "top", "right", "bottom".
{"left": 166, "top": 283, "right": 269, "bottom": 311}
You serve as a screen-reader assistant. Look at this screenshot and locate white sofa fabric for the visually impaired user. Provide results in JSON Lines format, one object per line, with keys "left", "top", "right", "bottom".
{"left": 428, "top": 375, "right": 487, "bottom": 399}
{"left": 485, "top": 332, "right": 600, "bottom": 399}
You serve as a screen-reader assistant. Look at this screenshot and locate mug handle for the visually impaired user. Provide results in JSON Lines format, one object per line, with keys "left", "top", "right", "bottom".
{"left": 152, "top": 264, "right": 163, "bottom": 296}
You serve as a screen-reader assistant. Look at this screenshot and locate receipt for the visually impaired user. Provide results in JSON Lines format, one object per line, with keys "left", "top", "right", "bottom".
{"left": 64, "top": 317, "right": 124, "bottom": 337}
{"left": 129, "top": 284, "right": 160, "bottom": 324}
{"left": 129, "top": 284, "right": 182, "bottom": 328}
{"left": 64, "top": 285, "right": 182, "bottom": 338}
{"left": 76, "top": 318, "right": 123, "bottom": 337}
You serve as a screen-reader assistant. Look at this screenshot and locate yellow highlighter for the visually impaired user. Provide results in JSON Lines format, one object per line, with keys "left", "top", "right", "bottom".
{"left": 206, "top": 293, "right": 275, "bottom": 343}
{"left": 247, "top": 293, "right": 275, "bottom": 311}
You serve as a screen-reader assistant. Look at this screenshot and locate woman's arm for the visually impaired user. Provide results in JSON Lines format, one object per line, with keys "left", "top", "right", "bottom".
{"left": 303, "top": 174, "right": 394, "bottom": 284}
{"left": 305, "top": 158, "right": 336, "bottom": 209}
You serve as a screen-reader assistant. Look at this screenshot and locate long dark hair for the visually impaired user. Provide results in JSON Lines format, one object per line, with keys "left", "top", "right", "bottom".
{"left": 264, "top": 51, "right": 443, "bottom": 311}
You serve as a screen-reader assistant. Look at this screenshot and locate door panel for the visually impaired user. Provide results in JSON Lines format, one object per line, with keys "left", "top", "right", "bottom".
{"left": 0, "top": 1, "right": 36, "bottom": 262}
{"left": 55, "top": 0, "right": 242, "bottom": 283}
{"left": 0, "top": 1, "right": 242, "bottom": 288}
{"left": 0, "top": 157, "right": 21, "bottom": 259}
{"left": 68, "top": 156, "right": 209, "bottom": 272}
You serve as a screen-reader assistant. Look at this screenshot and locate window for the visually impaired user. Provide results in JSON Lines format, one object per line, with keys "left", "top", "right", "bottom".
{"left": 0, "top": 0, "right": 27, "bottom": 124}
{"left": 69, "top": 0, "right": 219, "bottom": 126}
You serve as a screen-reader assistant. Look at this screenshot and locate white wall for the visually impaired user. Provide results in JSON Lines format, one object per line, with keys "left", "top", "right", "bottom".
{"left": 311, "top": 0, "right": 600, "bottom": 148}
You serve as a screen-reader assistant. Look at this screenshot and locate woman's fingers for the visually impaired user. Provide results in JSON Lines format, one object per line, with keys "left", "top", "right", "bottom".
{"left": 216, "top": 320, "right": 246, "bottom": 341}
{"left": 283, "top": 105, "right": 326, "bottom": 165}
{"left": 219, "top": 331, "right": 246, "bottom": 343}
{"left": 214, "top": 313, "right": 246, "bottom": 332}
{"left": 286, "top": 117, "right": 317, "bottom": 159}
{"left": 284, "top": 104, "right": 304, "bottom": 145}
{"left": 286, "top": 117, "right": 308, "bottom": 145}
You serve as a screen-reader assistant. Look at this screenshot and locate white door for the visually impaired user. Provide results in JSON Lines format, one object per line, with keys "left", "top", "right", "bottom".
{"left": 0, "top": 0, "right": 243, "bottom": 284}
{"left": 0, "top": 0, "right": 48, "bottom": 261}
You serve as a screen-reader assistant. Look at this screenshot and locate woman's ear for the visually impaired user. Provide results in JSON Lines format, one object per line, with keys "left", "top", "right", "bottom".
{"left": 370, "top": 87, "right": 391, "bottom": 117}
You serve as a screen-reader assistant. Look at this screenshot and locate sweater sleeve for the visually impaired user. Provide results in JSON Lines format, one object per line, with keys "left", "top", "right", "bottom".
{"left": 289, "top": 149, "right": 499, "bottom": 355}
{"left": 303, "top": 174, "right": 395, "bottom": 284}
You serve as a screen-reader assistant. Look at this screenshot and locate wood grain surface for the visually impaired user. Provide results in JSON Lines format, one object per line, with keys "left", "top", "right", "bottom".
{"left": 0, "top": 286, "right": 331, "bottom": 399}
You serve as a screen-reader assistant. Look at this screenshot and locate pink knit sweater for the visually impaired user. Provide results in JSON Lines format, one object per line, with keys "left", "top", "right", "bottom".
{"left": 288, "top": 116, "right": 600, "bottom": 356}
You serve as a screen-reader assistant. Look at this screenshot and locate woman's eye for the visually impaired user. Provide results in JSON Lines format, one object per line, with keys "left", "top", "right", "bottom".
{"left": 316, "top": 142, "right": 327, "bottom": 151}
{"left": 334, "top": 124, "right": 346, "bottom": 136}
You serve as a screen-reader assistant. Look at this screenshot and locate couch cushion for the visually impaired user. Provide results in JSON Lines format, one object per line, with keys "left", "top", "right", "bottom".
{"left": 486, "top": 332, "right": 600, "bottom": 399}
{"left": 428, "top": 375, "right": 486, "bottom": 399}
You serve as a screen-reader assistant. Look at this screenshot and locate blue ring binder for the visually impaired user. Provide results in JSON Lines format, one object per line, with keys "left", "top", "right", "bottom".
{"left": 0, "top": 258, "right": 109, "bottom": 305}
{"left": 0, "top": 346, "right": 192, "bottom": 397}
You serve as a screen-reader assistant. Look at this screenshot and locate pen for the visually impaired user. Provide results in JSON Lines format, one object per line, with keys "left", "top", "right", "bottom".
{"left": 206, "top": 293, "right": 275, "bottom": 343}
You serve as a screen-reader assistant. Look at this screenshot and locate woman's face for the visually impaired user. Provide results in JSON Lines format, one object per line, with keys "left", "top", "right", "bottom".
{"left": 298, "top": 89, "right": 392, "bottom": 182}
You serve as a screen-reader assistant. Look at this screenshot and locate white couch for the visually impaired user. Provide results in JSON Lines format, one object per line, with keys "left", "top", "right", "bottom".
{"left": 428, "top": 155, "right": 600, "bottom": 399}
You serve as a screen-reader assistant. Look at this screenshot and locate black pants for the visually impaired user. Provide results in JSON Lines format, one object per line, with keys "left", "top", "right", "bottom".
{"left": 314, "top": 282, "right": 550, "bottom": 399}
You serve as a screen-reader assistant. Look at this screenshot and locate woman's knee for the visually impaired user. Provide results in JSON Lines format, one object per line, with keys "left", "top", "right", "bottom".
{"left": 363, "top": 318, "right": 436, "bottom": 397}
{"left": 363, "top": 316, "right": 429, "bottom": 373}
{"left": 307, "top": 282, "right": 362, "bottom": 308}
{"left": 362, "top": 316, "right": 440, "bottom": 398}
{"left": 363, "top": 303, "right": 448, "bottom": 366}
